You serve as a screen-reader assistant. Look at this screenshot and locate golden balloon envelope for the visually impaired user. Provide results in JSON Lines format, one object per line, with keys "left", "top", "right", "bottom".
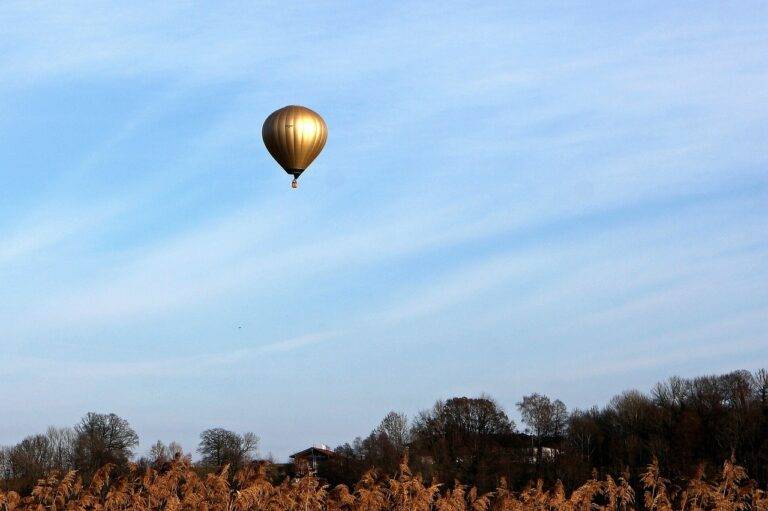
{"left": 262, "top": 105, "right": 328, "bottom": 181}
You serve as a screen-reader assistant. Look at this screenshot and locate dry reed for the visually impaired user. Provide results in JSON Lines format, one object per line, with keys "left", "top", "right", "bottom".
{"left": 2, "top": 455, "right": 767, "bottom": 511}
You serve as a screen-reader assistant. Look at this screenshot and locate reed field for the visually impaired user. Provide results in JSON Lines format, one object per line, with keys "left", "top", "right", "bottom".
{"left": 2, "top": 455, "right": 766, "bottom": 511}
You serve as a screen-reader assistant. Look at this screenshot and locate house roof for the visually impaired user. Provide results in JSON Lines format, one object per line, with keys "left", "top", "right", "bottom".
{"left": 289, "top": 446, "right": 337, "bottom": 459}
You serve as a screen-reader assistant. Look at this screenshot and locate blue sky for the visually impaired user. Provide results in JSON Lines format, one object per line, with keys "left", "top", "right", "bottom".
{"left": 1, "top": 1, "right": 767, "bottom": 461}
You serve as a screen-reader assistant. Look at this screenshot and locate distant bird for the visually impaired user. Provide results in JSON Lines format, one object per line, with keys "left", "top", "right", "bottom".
{"left": 262, "top": 105, "right": 328, "bottom": 189}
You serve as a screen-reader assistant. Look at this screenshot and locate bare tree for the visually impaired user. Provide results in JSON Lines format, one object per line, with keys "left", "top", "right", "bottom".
{"left": 197, "top": 428, "right": 258, "bottom": 471}
{"left": 517, "top": 393, "right": 567, "bottom": 467}
{"left": 349, "top": 411, "right": 411, "bottom": 475}
{"left": 375, "top": 411, "right": 410, "bottom": 452}
{"left": 411, "top": 395, "right": 515, "bottom": 488}
{"left": 73, "top": 412, "right": 139, "bottom": 476}
{"left": 0, "top": 446, "right": 10, "bottom": 490}
{"left": 149, "top": 441, "right": 169, "bottom": 465}
{"left": 167, "top": 441, "right": 184, "bottom": 459}
{"left": 45, "top": 427, "right": 76, "bottom": 472}
{"left": 5, "top": 434, "right": 52, "bottom": 492}
{"left": 148, "top": 440, "right": 186, "bottom": 466}
{"left": 756, "top": 369, "right": 768, "bottom": 406}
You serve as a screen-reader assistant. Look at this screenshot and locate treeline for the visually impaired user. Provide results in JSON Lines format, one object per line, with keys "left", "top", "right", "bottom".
{"left": 0, "top": 414, "right": 259, "bottom": 494}
{"left": 325, "top": 368, "right": 768, "bottom": 491}
{"left": 2, "top": 368, "right": 767, "bottom": 496}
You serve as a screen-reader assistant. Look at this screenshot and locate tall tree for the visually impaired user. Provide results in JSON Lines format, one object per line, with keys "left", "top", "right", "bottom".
{"left": 73, "top": 413, "right": 139, "bottom": 476}
{"left": 147, "top": 440, "right": 185, "bottom": 466}
{"left": 197, "top": 428, "right": 258, "bottom": 472}
{"left": 411, "top": 396, "right": 515, "bottom": 488}
{"left": 517, "top": 393, "right": 567, "bottom": 469}
{"left": 167, "top": 441, "right": 184, "bottom": 459}
{"left": 756, "top": 369, "right": 768, "bottom": 482}
{"left": 6, "top": 435, "right": 52, "bottom": 492}
{"left": 149, "top": 441, "right": 169, "bottom": 465}
{"left": 349, "top": 412, "right": 411, "bottom": 476}
{"left": 45, "top": 427, "right": 76, "bottom": 473}
{"left": 375, "top": 411, "right": 410, "bottom": 453}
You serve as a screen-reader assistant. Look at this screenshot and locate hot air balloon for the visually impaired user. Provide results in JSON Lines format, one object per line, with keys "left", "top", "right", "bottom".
{"left": 262, "top": 105, "right": 327, "bottom": 188}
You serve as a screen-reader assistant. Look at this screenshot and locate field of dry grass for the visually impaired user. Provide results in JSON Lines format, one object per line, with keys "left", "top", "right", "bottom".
{"left": 2, "top": 455, "right": 766, "bottom": 511}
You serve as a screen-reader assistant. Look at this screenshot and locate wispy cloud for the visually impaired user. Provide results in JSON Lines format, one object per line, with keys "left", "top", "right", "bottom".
{"left": 0, "top": 199, "right": 128, "bottom": 266}
{"left": 539, "top": 307, "right": 768, "bottom": 384}
{"left": 1, "top": 330, "right": 340, "bottom": 379}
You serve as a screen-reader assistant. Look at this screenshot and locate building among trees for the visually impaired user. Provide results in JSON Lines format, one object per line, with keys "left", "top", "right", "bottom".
{"left": 289, "top": 444, "right": 337, "bottom": 475}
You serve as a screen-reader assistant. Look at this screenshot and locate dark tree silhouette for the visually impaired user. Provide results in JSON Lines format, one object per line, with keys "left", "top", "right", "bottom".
{"left": 411, "top": 395, "right": 515, "bottom": 488}
{"left": 3, "top": 368, "right": 768, "bottom": 495}
{"left": 73, "top": 412, "right": 139, "bottom": 477}
{"left": 197, "top": 428, "right": 258, "bottom": 472}
{"left": 516, "top": 393, "right": 567, "bottom": 471}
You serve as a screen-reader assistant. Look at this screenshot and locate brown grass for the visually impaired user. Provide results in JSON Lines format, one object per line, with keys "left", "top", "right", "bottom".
{"left": 2, "top": 455, "right": 767, "bottom": 511}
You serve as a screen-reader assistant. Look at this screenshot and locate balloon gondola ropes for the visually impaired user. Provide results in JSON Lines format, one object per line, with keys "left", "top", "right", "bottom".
{"left": 262, "top": 105, "right": 328, "bottom": 188}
